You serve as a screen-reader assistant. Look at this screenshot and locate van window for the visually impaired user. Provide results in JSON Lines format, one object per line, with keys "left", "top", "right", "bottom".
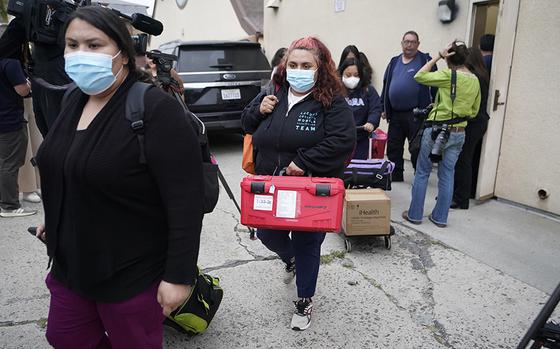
{"left": 177, "top": 46, "right": 270, "bottom": 72}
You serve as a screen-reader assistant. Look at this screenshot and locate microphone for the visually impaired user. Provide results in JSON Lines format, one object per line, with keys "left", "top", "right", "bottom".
{"left": 110, "top": 8, "right": 164, "bottom": 36}
{"left": 130, "top": 13, "right": 163, "bottom": 36}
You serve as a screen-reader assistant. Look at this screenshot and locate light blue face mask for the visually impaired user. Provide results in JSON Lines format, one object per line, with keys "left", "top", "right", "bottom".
{"left": 286, "top": 68, "right": 316, "bottom": 93}
{"left": 64, "top": 50, "right": 123, "bottom": 95}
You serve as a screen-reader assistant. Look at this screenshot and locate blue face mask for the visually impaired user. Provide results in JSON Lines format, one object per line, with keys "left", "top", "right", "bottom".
{"left": 286, "top": 68, "right": 316, "bottom": 93}
{"left": 64, "top": 50, "right": 123, "bottom": 95}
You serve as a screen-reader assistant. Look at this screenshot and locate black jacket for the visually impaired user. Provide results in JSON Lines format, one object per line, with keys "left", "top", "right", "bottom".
{"left": 36, "top": 74, "right": 204, "bottom": 302}
{"left": 469, "top": 71, "right": 490, "bottom": 124}
{"left": 380, "top": 51, "right": 437, "bottom": 120}
{"left": 242, "top": 86, "right": 356, "bottom": 178}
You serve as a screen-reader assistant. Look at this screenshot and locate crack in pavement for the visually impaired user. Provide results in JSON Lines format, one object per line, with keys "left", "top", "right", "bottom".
{"left": 203, "top": 255, "right": 279, "bottom": 274}
{"left": 341, "top": 226, "right": 455, "bottom": 348}
{"left": 4, "top": 294, "right": 50, "bottom": 306}
{"left": 213, "top": 207, "right": 267, "bottom": 260}
{"left": 399, "top": 230, "right": 454, "bottom": 348}
{"left": 354, "top": 268, "right": 408, "bottom": 312}
{"left": 204, "top": 208, "right": 279, "bottom": 274}
{"left": 0, "top": 318, "right": 47, "bottom": 328}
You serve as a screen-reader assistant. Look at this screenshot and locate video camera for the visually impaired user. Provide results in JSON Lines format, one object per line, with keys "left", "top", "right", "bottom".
{"left": 5, "top": 0, "right": 164, "bottom": 136}
{"left": 147, "top": 50, "right": 177, "bottom": 88}
{"left": 7, "top": 0, "right": 85, "bottom": 45}
{"left": 7, "top": 0, "right": 163, "bottom": 44}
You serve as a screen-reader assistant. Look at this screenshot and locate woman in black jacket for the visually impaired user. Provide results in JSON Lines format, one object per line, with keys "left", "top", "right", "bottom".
{"left": 242, "top": 37, "right": 355, "bottom": 331}
{"left": 34, "top": 7, "right": 204, "bottom": 348}
{"left": 452, "top": 47, "right": 491, "bottom": 209}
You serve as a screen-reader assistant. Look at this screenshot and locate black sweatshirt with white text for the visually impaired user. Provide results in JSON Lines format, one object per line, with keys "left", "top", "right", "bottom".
{"left": 242, "top": 86, "right": 356, "bottom": 178}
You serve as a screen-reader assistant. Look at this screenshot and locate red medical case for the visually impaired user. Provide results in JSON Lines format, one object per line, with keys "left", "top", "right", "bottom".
{"left": 240, "top": 175, "right": 345, "bottom": 232}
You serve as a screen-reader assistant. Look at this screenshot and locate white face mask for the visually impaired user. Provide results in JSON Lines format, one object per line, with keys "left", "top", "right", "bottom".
{"left": 343, "top": 76, "right": 360, "bottom": 90}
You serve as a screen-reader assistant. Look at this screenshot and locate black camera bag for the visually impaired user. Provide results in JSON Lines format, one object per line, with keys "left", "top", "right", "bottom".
{"left": 163, "top": 268, "right": 224, "bottom": 336}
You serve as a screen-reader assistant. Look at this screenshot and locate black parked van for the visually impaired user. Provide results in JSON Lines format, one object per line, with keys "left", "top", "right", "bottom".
{"left": 159, "top": 40, "right": 271, "bottom": 132}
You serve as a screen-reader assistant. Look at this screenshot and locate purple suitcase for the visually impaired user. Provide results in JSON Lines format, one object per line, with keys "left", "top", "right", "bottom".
{"left": 343, "top": 159, "right": 395, "bottom": 191}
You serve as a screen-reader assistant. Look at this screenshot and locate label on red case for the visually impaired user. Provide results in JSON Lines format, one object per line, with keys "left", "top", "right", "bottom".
{"left": 276, "top": 190, "right": 297, "bottom": 218}
{"left": 254, "top": 195, "right": 273, "bottom": 211}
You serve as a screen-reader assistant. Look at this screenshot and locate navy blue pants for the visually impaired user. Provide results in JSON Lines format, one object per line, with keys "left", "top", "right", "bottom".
{"left": 257, "top": 229, "right": 326, "bottom": 298}
{"left": 387, "top": 110, "right": 421, "bottom": 175}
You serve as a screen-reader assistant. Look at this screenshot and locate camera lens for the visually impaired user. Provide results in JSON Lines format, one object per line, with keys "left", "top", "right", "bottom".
{"left": 429, "top": 126, "right": 450, "bottom": 163}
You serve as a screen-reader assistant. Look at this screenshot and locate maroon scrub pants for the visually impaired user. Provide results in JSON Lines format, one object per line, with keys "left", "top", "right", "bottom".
{"left": 45, "top": 273, "right": 164, "bottom": 349}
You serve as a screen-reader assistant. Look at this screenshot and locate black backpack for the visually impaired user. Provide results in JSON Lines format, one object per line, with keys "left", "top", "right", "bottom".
{"left": 125, "top": 82, "right": 219, "bottom": 213}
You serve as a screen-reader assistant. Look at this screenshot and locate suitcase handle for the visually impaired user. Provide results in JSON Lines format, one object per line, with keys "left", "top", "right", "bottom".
{"left": 250, "top": 182, "right": 266, "bottom": 194}
{"left": 315, "top": 184, "right": 331, "bottom": 197}
{"left": 279, "top": 167, "right": 312, "bottom": 177}
{"left": 305, "top": 183, "right": 344, "bottom": 196}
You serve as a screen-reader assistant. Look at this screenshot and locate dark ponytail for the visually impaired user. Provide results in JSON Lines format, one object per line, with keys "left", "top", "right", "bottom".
{"left": 447, "top": 40, "right": 469, "bottom": 67}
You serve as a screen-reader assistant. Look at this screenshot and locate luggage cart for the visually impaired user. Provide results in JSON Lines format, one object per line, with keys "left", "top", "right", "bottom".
{"left": 340, "top": 225, "right": 395, "bottom": 252}
{"left": 341, "top": 158, "right": 395, "bottom": 252}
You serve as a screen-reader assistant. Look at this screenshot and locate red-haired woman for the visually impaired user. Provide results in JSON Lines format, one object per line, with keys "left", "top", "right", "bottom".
{"left": 242, "top": 37, "right": 355, "bottom": 331}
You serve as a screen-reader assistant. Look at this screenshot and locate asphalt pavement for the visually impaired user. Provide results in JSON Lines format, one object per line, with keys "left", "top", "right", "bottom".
{"left": 1, "top": 133, "right": 559, "bottom": 349}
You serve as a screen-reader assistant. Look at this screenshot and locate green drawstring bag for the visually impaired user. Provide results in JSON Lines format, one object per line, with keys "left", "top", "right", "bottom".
{"left": 164, "top": 268, "right": 223, "bottom": 336}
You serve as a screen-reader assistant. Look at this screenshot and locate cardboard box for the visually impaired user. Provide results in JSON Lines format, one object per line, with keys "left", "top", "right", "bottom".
{"left": 342, "top": 189, "right": 391, "bottom": 236}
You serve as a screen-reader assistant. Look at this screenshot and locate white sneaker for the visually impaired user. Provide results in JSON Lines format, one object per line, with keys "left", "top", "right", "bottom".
{"left": 291, "top": 298, "right": 313, "bottom": 331}
{"left": 23, "top": 192, "right": 42, "bottom": 203}
{"left": 0, "top": 207, "right": 37, "bottom": 218}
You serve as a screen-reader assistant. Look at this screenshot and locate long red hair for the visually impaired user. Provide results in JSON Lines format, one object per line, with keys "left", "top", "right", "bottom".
{"left": 273, "top": 37, "right": 344, "bottom": 108}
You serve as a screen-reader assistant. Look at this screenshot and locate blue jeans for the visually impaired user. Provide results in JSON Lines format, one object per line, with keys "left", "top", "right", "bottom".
{"left": 407, "top": 127, "right": 465, "bottom": 225}
{"left": 257, "top": 229, "right": 326, "bottom": 298}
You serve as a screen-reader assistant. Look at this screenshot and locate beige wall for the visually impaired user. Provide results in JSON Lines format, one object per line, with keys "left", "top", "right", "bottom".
{"left": 151, "top": 0, "right": 248, "bottom": 49}
{"left": 264, "top": 0, "right": 471, "bottom": 92}
{"left": 494, "top": 0, "right": 560, "bottom": 214}
{"left": 263, "top": 0, "right": 560, "bottom": 215}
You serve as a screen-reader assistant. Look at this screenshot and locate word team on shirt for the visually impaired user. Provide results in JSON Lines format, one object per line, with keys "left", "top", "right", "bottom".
{"left": 295, "top": 111, "right": 318, "bottom": 132}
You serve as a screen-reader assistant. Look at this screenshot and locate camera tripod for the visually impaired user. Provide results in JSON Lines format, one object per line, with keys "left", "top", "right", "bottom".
{"left": 518, "top": 282, "right": 560, "bottom": 348}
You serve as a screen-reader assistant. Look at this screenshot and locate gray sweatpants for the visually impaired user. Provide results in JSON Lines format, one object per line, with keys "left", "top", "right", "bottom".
{"left": 0, "top": 127, "right": 28, "bottom": 210}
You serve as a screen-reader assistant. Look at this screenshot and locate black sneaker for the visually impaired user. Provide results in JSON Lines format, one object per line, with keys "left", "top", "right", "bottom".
{"left": 291, "top": 298, "right": 313, "bottom": 331}
{"left": 283, "top": 258, "right": 296, "bottom": 284}
{"left": 450, "top": 201, "right": 469, "bottom": 209}
{"left": 392, "top": 172, "right": 404, "bottom": 182}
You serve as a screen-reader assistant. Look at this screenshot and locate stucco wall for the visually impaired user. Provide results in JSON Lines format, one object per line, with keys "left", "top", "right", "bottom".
{"left": 263, "top": 0, "right": 471, "bottom": 92}
{"left": 263, "top": 0, "right": 559, "bottom": 215}
{"left": 494, "top": 0, "right": 560, "bottom": 214}
{"left": 151, "top": 0, "right": 248, "bottom": 49}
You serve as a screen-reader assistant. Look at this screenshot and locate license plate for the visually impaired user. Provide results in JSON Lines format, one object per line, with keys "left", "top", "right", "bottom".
{"left": 221, "top": 89, "right": 241, "bottom": 100}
